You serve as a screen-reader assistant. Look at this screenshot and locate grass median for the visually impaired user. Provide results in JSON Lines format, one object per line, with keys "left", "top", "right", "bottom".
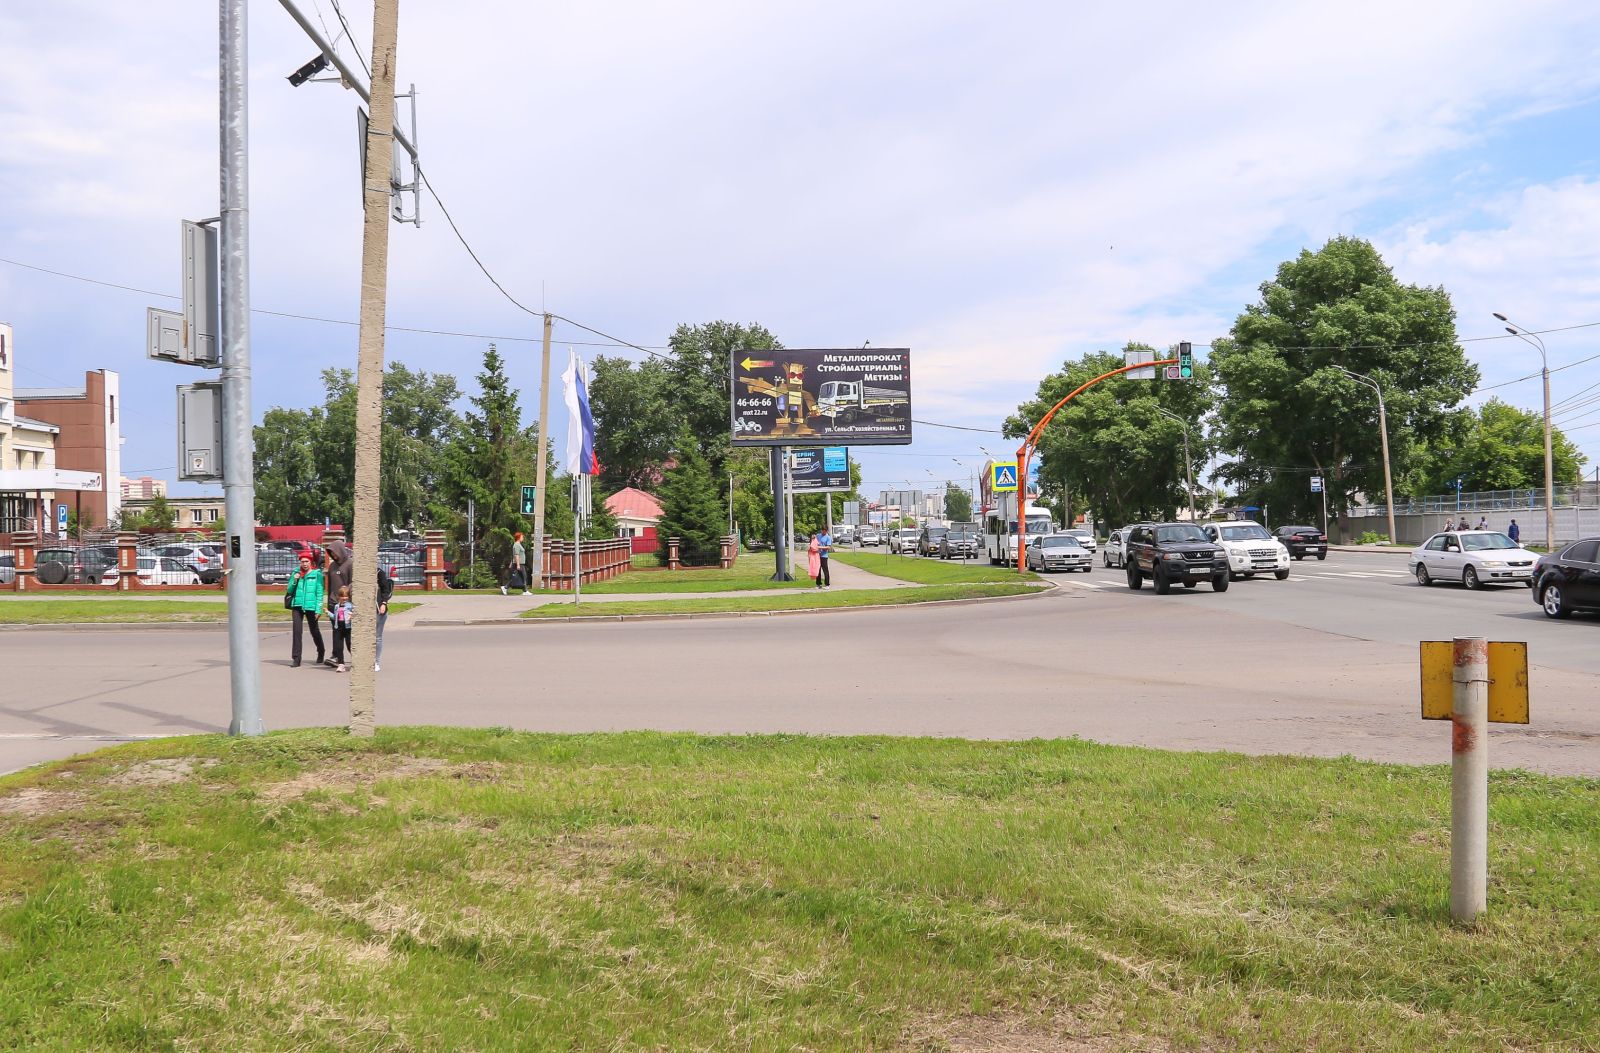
{"left": 831, "top": 549, "right": 1040, "bottom": 585}
{"left": 520, "top": 582, "right": 1040, "bottom": 618}
{"left": 1, "top": 727, "right": 1595, "bottom": 1051}
{"left": 0, "top": 600, "right": 418, "bottom": 625}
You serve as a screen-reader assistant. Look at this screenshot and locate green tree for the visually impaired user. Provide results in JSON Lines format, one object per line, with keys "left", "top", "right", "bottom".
{"left": 665, "top": 320, "right": 783, "bottom": 478}
{"left": 439, "top": 346, "right": 529, "bottom": 577}
{"left": 1416, "top": 398, "right": 1583, "bottom": 494}
{"left": 588, "top": 355, "right": 676, "bottom": 492}
{"left": 656, "top": 438, "right": 726, "bottom": 565}
{"left": 944, "top": 482, "right": 973, "bottom": 523}
{"left": 143, "top": 493, "right": 177, "bottom": 532}
{"left": 1006, "top": 345, "right": 1214, "bottom": 529}
{"left": 1210, "top": 237, "right": 1478, "bottom": 531}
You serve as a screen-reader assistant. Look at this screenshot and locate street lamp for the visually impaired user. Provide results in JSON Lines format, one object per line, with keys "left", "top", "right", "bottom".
{"left": 1493, "top": 313, "right": 1555, "bottom": 552}
{"left": 1333, "top": 365, "right": 1398, "bottom": 547}
{"left": 1153, "top": 407, "right": 1197, "bottom": 523}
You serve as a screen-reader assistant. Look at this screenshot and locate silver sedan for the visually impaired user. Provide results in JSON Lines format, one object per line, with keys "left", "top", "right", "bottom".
{"left": 1026, "top": 534, "right": 1092, "bottom": 573}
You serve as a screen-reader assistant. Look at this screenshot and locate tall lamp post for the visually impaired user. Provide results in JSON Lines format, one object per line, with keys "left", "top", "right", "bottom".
{"left": 1334, "top": 366, "right": 1398, "bottom": 547}
{"left": 1493, "top": 313, "right": 1555, "bottom": 552}
{"left": 1153, "top": 407, "right": 1196, "bottom": 523}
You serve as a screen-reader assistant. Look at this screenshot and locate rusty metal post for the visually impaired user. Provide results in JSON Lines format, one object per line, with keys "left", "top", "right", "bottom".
{"left": 1451, "top": 636, "right": 1489, "bottom": 924}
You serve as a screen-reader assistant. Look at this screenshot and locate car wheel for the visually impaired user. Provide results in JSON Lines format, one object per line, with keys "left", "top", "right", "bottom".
{"left": 1274, "top": 568, "right": 1290, "bottom": 580}
{"left": 1153, "top": 566, "right": 1171, "bottom": 595}
{"left": 1293, "top": 554, "right": 1302, "bottom": 561}
{"left": 1542, "top": 583, "right": 1572, "bottom": 619}
{"left": 1184, "top": 580, "right": 1197, "bottom": 589}
{"left": 1415, "top": 564, "right": 1431, "bottom": 586}
{"left": 1212, "top": 574, "right": 1230, "bottom": 592}
{"left": 1316, "top": 553, "right": 1326, "bottom": 560}
{"left": 1463, "top": 566, "right": 1482, "bottom": 590}
{"left": 1244, "top": 572, "right": 1256, "bottom": 580}
{"left": 1126, "top": 566, "right": 1142, "bottom": 591}
{"left": 1081, "top": 566, "right": 1092, "bottom": 573}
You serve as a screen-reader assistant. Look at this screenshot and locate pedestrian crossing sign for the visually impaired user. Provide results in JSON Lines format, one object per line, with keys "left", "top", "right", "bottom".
{"left": 991, "top": 460, "right": 1019, "bottom": 493}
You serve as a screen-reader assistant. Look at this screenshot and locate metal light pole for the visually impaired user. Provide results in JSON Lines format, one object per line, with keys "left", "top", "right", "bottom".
{"left": 1154, "top": 408, "right": 1195, "bottom": 523}
{"left": 1494, "top": 314, "right": 1555, "bottom": 551}
{"left": 1335, "top": 366, "right": 1398, "bottom": 547}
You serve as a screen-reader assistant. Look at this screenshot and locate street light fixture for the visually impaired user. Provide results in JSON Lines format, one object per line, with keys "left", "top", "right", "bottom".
{"left": 1493, "top": 313, "right": 1555, "bottom": 552}
{"left": 1333, "top": 365, "right": 1398, "bottom": 547}
{"left": 1153, "top": 407, "right": 1197, "bottom": 523}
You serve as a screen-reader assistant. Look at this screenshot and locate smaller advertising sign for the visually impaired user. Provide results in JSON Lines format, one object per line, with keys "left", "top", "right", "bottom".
{"left": 789, "top": 447, "right": 852, "bottom": 492}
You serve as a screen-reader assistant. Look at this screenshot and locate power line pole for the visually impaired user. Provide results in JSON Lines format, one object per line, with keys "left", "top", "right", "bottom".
{"left": 531, "top": 314, "right": 552, "bottom": 586}
{"left": 347, "top": 0, "right": 400, "bottom": 738}
{"left": 220, "top": 0, "right": 261, "bottom": 736}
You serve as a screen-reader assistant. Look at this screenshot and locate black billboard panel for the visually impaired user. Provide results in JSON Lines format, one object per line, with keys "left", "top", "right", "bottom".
{"left": 731, "top": 347, "right": 912, "bottom": 446}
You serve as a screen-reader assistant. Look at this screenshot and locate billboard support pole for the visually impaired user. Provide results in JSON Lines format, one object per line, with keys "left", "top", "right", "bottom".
{"left": 769, "top": 447, "right": 790, "bottom": 581}
{"left": 785, "top": 447, "right": 796, "bottom": 573}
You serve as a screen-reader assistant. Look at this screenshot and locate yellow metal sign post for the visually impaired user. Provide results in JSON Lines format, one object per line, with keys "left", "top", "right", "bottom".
{"left": 1419, "top": 638, "right": 1529, "bottom": 925}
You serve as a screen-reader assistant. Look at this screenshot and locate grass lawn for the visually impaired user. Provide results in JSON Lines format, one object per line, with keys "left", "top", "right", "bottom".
{"left": 580, "top": 554, "right": 811, "bottom": 594}
{"left": 0, "top": 601, "right": 417, "bottom": 624}
{"left": 832, "top": 549, "right": 1041, "bottom": 585}
{"left": 520, "top": 582, "right": 1041, "bottom": 618}
{"left": 1, "top": 728, "right": 1595, "bottom": 1051}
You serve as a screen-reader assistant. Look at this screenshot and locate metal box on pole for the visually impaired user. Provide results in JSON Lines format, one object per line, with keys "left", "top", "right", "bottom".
{"left": 147, "top": 308, "right": 184, "bottom": 363}
{"left": 176, "top": 381, "right": 225, "bottom": 482}
{"left": 181, "top": 220, "right": 221, "bottom": 366}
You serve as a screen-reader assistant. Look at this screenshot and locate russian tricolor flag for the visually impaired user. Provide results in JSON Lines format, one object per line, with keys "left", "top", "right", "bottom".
{"left": 562, "top": 348, "right": 598, "bottom": 476}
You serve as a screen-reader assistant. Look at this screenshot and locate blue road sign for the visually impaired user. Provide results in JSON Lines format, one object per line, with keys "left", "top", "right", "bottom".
{"left": 57, "top": 503, "right": 69, "bottom": 535}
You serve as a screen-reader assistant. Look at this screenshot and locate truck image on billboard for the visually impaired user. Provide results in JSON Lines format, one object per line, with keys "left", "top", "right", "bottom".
{"left": 731, "top": 348, "right": 912, "bottom": 446}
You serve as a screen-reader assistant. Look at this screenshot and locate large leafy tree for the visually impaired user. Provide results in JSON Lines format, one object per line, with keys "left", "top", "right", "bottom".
{"left": 656, "top": 437, "right": 727, "bottom": 564}
{"left": 588, "top": 355, "right": 676, "bottom": 492}
{"left": 1415, "top": 398, "right": 1583, "bottom": 494}
{"left": 1210, "top": 237, "right": 1478, "bottom": 531}
{"left": 1006, "top": 345, "right": 1214, "bottom": 529}
{"left": 666, "top": 320, "right": 782, "bottom": 478}
{"left": 438, "top": 346, "right": 530, "bottom": 576}
{"left": 944, "top": 481, "right": 973, "bottom": 523}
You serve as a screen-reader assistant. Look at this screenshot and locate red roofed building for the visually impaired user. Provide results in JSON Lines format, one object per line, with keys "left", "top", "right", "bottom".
{"left": 605, "top": 487, "right": 662, "bottom": 554}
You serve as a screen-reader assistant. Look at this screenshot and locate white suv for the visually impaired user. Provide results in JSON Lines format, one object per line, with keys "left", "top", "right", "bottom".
{"left": 1202, "top": 521, "right": 1291, "bottom": 580}
{"left": 887, "top": 528, "right": 920, "bottom": 554}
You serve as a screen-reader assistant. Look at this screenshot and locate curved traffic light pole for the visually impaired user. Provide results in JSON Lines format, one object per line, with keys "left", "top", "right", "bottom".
{"left": 1013, "top": 358, "right": 1177, "bottom": 573}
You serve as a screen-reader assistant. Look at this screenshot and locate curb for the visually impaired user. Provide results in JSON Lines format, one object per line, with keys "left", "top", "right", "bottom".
{"left": 414, "top": 584, "right": 1056, "bottom": 626}
{"left": 1327, "top": 545, "right": 1411, "bottom": 556}
{"left": 0, "top": 621, "right": 288, "bottom": 633}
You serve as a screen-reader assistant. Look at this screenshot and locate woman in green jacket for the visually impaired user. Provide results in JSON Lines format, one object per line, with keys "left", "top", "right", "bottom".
{"left": 286, "top": 553, "right": 327, "bottom": 667}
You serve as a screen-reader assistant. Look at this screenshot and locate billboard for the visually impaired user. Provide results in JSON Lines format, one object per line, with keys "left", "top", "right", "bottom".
{"left": 731, "top": 348, "right": 912, "bottom": 446}
{"left": 789, "top": 446, "right": 851, "bottom": 493}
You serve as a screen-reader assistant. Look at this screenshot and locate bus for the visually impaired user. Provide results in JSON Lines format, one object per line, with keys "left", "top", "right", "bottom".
{"left": 983, "top": 493, "right": 1054, "bottom": 566}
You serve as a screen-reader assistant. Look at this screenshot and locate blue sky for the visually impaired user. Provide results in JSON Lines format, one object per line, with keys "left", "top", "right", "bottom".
{"left": 3, "top": 1, "right": 1599, "bottom": 509}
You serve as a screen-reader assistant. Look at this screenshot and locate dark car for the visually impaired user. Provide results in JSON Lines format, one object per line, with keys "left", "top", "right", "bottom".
{"left": 916, "top": 526, "right": 949, "bottom": 556}
{"left": 1532, "top": 537, "right": 1600, "bottom": 619}
{"left": 1124, "top": 522, "right": 1230, "bottom": 593}
{"left": 938, "top": 528, "right": 980, "bottom": 559}
{"left": 1274, "top": 525, "right": 1328, "bottom": 560}
{"left": 35, "top": 546, "right": 121, "bottom": 586}
{"left": 253, "top": 547, "right": 300, "bottom": 585}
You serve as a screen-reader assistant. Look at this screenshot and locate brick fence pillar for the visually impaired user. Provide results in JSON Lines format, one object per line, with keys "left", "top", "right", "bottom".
{"left": 117, "top": 531, "right": 140, "bottom": 591}
{"left": 12, "top": 535, "right": 35, "bottom": 592}
{"left": 667, "top": 536, "right": 681, "bottom": 570}
{"left": 720, "top": 535, "right": 736, "bottom": 569}
{"left": 423, "top": 529, "right": 447, "bottom": 591}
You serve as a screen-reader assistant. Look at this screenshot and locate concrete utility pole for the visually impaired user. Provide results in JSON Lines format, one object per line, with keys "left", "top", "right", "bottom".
{"left": 219, "top": 0, "right": 262, "bottom": 736}
{"left": 1335, "top": 366, "right": 1398, "bottom": 547}
{"left": 1154, "top": 408, "right": 1195, "bottom": 524}
{"left": 347, "top": 0, "right": 401, "bottom": 738}
{"left": 1495, "top": 315, "right": 1555, "bottom": 551}
{"left": 531, "top": 313, "right": 553, "bottom": 586}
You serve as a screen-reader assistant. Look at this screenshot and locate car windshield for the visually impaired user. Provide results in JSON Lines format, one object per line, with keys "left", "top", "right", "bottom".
{"left": 1067, "top": 530, "right": 1092, "bottom": 539}
{"left": 926, "top": 528, "right": 946, "bottom": 537}
{"left": 1155, "top": 525, "right": 1209, "bottom": 543}
{"left": 1220, "top": 525, "right": 1273, "bottom": 541}
{"left": 1462, "top": 533, "right": 1517, "bottom": 551}
{"left": 1042, "top": 537, "right": 1082, "bottom": 548}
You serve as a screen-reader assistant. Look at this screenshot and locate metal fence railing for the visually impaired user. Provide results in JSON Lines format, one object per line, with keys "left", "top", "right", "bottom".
{"left": 1354, "top": 482, "right": 1600, "bottom": 518}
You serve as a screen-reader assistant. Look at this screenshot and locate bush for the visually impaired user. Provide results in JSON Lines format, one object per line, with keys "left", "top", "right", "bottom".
{"left": 1356, "top": 531, "right": 1390, "bottom": 546}
{"left": 451, "top": 562, "right": 502, "bottom": 590}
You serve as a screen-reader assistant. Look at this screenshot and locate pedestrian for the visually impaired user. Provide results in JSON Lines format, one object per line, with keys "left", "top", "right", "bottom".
{"left": 807, "top": 533, "right": 823, "bottom": 589}
{"left": 330, "top": 585, "right": 355, "bottom": 673}
{"left": 1476, "top": 516, "right": 1489, "bottom": 530}
{"left": 1508, "top": 519, "right": 1521, "bottom": 544}
{"left": 374, "top": 564, "right": 393, "bottom": 672}
{"left": 285, "top": 553, "right": 326, "bottom": 668}
{"left": 324, "top": 540, "right": 353, "bottom": 667}
{"left": 1442, "top": 516, "right": 1454, "bottom": 532}
{"left": 817, "top": 525, "right": 833, "bottom": 588}
{"left": 504, "top": 531, "right": 529, "bottom": 596}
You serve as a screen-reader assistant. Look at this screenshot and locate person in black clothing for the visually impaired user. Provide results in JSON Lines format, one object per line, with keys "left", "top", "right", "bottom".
{"left": 374, "top": 565, "right": 393, "bottom": 671}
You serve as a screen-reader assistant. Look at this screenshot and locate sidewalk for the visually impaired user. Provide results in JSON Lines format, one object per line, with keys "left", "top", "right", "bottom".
{"left": 385, "top": 557, "right": 911, "bottom": 627}
{"left": 1328, "top": 544, "right": 1410, "bottom": 555}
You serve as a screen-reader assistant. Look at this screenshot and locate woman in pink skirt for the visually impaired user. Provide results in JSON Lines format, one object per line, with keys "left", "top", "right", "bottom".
{"left": 806, "top": 534, "right": 824, "bottom": 589}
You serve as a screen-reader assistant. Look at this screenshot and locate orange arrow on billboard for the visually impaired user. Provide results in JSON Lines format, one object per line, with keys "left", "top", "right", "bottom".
{"left": 741, "top": 357, "right": 775, "bottom": 371}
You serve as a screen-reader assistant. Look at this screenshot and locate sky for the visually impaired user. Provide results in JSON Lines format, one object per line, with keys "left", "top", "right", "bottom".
{"left": 3, "top": 1, "right": 1600, "bottom": 513}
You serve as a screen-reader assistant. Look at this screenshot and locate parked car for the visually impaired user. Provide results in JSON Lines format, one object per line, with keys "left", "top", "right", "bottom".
{"left": 858, "top": 528, "right": 881, "bottom": 546}
{"left": 1062, "top": 528, "right": 1097, "bottom": 553}
{"left": 1274, "top": 525, "right": 1328, "bottom": 560}
{"left": 887, "top": 528, "right": 920, "bottom": 554}
{"left": 916, "top": 526, "right": 949, "bottom": 556}
{"left": 1203, "top": 520, "right": 1291, "bottom": 581}
{"left": 253, "top": 548, "right": 300, "bottom": 585}
{"left": 1026, "top": 534, "right": 1092, "bottom": 573}
{"left": 1124, "top": 522, "right": 1229, "bottom": 593}
{"left": 377, "top": 551, "right": 425, "bottom": 586}
{"left": 1409, "top": 530, "right": 1537, "bottom": 590}
{"left": 938, "top": 527, "right": 980, "bottom": 559}
{"left": 137, "top": 555, "right": 201, "bottom": 586}
{"left": 153, "top": 543, "right": 224, "bottom": 584}
{"left": 34, "top": 547, "right": 120, "bottom": 586}
{"left": 0, "top": 552, "right": 14, "bottom": 585}
{"left": 1532, "top": 537, "right": 1600, "bottom": 619}
{"left": 1102, "top": 523, "right": 1151, "bottom": 569}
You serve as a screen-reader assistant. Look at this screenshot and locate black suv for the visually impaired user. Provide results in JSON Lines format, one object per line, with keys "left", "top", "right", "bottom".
{"left": 1125, "top": 522, "right": 1230, "bottom": 593}
{"left": 916, "top": 526, "right": 949, "bottom": 556}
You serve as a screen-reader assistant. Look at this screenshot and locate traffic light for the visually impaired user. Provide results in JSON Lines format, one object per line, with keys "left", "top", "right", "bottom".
{"left": 520, "top": 485, "right": 536, "bottom": 515}
{"left": 1178, "top": 342, "right": 1194, "bottom": 379}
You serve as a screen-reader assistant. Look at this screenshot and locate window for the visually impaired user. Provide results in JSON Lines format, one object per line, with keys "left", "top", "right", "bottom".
{"left": 1564, "top": 541, "right": 1599, "bottom": 564}
{"left": 191, "top": 509, "right": 203, "bottom": 525}
{"left": 207, "top": 509, "right": 218, "bottom": 522}
{"left": 1425, "top": 535, "right": 1447, "bottom": 551}
{"left": 108, "top": 394, "right": 115, "bottom": 424}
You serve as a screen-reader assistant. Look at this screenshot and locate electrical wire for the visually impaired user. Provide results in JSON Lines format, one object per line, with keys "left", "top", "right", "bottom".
{"left": 327, "top": 0, "right": 371, "bottom": 79}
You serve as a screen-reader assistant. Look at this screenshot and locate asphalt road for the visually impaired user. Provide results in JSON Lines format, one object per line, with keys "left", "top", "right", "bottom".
{"left": 3, "top": 549, "right": 1597, "bottom": 776}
